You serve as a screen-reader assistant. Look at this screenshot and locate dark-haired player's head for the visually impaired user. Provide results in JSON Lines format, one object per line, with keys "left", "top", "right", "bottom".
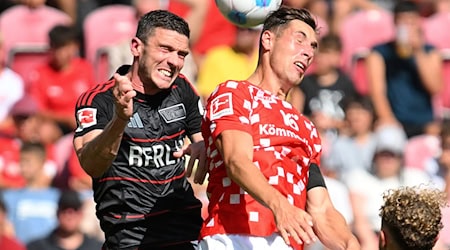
{"left": 262, "top": 7, "right": 317, "bottom": 35}
{"left": 135, "top": 10, "right": 190, "bottom": 44}
{"left": 256, "top": 7, "right": 318, "bottom": 91}
{"left": 379, "top": 186, "right": 447, "bottom": 250}
{"left": 131, "top": 10, "right": 190, "bottom": 93}
{"left": 259, "top": 7, "right": 318, "bottom": 59}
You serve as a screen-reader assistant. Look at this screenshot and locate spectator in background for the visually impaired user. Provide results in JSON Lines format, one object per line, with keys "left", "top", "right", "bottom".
{"left": 2, "top": 142, "right": 60, "bottom": 245}
{"left": 379, "top": 186, "right": 447, "bottom": 250}
{"left": 344, "top": 125, "right": 432, "bottom": 250}
{"left": 0, "top": 97, "right": 58, "bottom": 189}
{"left": 366, "top": 0, "right": 443, "bottom": 138}
{"left": 29, "top": 24, "right": 96, "bottom": 142}
{"left": 196, "top": 25, "right": 260, "bottom": 102}
{"left": 0, "top": 31, "right": 25, "bottom": 133}
{"left": 0, "top": 0, "right": 71, "bottom": 65}
{"left": 0, "top": 199, "right": 25, "bottom": 250}
{"left": 322, "top": 96, "right": 377, "bottom": 178}
{"left": 26, "top": 189, "right": 103, "bottom": 250}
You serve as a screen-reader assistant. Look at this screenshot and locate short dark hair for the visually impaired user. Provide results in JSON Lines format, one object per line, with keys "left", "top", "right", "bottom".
{"left": 394, "top": 0, "right": 420, "bottom": 15}
{"left": 58, "top": 189, "right": 83, "bottom": 211}
{"left": 20, "top": 142, "right": 47, "bottom": 160}
{"left": 343, "top": 94, "right": 374, "bottom": 114}
{"left": 49, "top": 25, "right": 79, "bottom": 48}
{"left": 319, "top": 34, "right": 342, "bottom": 52}
{"left": 262, "top": 7, "right": 317, "bottom": 35}
{"left": 258, "top": 7, "right": 318, "bottom": 63}
{"left": 135, "top": 10, "right": 190, "bottom": 44}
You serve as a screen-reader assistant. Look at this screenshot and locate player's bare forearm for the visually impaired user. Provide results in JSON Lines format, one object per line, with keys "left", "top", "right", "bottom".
{"left": 74, "top": 114, "right": 128, "bottom": 178}
{"left": 314, "top": 208, "right": 359, "bottom": 250}
{"left": 217, "top": 130, "right": 287, "bottom": 208}
{"left": 307, "top": 187, "right": 360, "bottom": 250}
{"left": 217, "top": 129, "right": 317, "bottom": 245}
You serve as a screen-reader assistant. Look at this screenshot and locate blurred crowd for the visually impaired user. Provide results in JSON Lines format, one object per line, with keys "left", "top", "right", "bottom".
{"left": 0, "top": 0, "right": 449, "bottom": 249}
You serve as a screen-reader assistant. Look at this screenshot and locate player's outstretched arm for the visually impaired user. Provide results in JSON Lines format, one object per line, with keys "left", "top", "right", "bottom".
{"left": 306, "top": 186, "right": 360, "bottom": 250}
{"left": 73, "top": 73, "right": 136, "bottom": 178}
{"left": 216, "top": 129, "right": 317, "bottom": 247}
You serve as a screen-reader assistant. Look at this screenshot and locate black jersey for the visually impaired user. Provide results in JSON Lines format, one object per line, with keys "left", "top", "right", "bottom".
{"left": 74, "top": 66, "right": 203, "bottom": 249}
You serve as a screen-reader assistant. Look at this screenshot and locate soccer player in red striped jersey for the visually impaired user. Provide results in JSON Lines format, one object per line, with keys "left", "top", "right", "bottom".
{"left": 199, "top": 7, "right": 359, "bottom": 250}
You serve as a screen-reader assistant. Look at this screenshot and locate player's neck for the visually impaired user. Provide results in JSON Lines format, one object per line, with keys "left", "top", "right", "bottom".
{"left": 247, "top": 66, "right": 290, "bottom": 100}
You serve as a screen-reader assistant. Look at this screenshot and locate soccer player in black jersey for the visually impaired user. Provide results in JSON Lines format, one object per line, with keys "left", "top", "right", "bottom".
{"left": 73, "top": 10, "right": 207, "bottom": 250}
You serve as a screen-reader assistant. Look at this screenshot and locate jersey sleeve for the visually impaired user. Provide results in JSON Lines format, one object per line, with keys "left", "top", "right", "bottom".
{"left": 204, "top": 81, "right": 253, "bottom": 139}
{"left": 74, "top": 81, "right": 115, "bottom": 137}
{"left": 178, "top": 75, "right": 203, "bottom": 136}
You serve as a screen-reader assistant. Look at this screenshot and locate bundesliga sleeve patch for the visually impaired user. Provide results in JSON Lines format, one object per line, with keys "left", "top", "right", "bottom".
{"left": 210, "top": 93, "right": 233, "bottom": 120}
{"left": 76, "top": 108, "right": 97, "bottom": 132}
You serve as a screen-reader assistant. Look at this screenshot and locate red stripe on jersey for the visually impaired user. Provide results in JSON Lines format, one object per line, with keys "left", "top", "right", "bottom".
{"left": 98, "top": 171, "right": 185, "bottom": 184}
{"left": 86, "top": 80, "right": 115, "bottom": 106}
{"left": 123, "top": 130, "right": 185, "bottom": 142}
{"left": 78, "top": 79, "right": 115, "bottom": 106}
{"left": 109, "top": 204, "right": 201, "bottom": 219}
{"left": 77, "top": 81, "right": 107, "bottom": 107}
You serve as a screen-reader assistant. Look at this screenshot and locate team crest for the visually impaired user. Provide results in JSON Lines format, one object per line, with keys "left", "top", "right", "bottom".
{"left": 159, "top": 104, "right": 186, "bottom": 123}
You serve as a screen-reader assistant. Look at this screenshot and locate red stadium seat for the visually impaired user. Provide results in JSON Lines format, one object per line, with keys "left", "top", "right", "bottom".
{"left": 339, "top": 9, "right": 395, "bottom": 94}
{"left": 83, "top": 4, "right": 136, "bottom": 82}
{"left": 0, "top": 5, "right": 70, "bottom": 62}
{"left": 349, "top": 52, "right": 370, "bottom": 96}
{"left": 423, "top": 12, "right": 450, "bottom": 51}
{"left": 7, "top": 45, "right": 50, "bottom": 92}
{"left": 404, "top": 134, "right": 440, "bottom": 171}
{"left": 423, "top": 13, "right": 450, "bottom": 119}
{"left": 434, "top": 56, "right": 450, "bottom": 119}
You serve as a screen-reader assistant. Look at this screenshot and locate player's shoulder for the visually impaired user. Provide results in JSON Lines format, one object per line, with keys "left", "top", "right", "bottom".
{"left": 173, "top": 73, "right": 194, "bottom": 87}
{"left": 211, "top": 79, "right": 248, "bottom": 95}
{"left": 75, "top": 79, "right": 115, "bottom": 108}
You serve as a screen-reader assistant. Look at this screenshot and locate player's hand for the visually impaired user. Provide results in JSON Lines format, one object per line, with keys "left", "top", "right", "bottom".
{"left": 113, "top": 73, "right": 136, "bottom": 121}
{"left": 173, "top": 141, "right": 207, "bottom": 184}
{"left": 273, "top": 200, "right": 317, "bottom": 247}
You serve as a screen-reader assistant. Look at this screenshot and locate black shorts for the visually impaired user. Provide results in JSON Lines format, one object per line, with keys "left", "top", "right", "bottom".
{"left": 102, "top": 206, "right": 202, "bottom": 250}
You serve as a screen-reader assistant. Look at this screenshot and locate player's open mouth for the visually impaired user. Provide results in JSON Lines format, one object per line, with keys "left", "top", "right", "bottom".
{"left": 158, "top": 69, "right": 173, "bottom": 78}
{"left": 294, "top": 61, "right": 306, "bottom": 70}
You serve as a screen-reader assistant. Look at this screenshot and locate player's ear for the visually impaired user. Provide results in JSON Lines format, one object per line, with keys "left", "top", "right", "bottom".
{"left": 130, "top": 37, "right": 143, "bottom": 57}
{"left": 379, "top": 230, "right": 387, "bottom": 249}
{"left": 260, "top": 30, "right": 274, "bottom": 51}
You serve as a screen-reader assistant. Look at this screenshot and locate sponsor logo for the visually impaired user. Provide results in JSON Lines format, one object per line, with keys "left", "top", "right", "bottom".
{"left": 76, "top": 108, "right": 97, "bottom": 131}
{"left": 210, "top": 93, "right": 233, "bottom": 120}
{"left": 127, "top": 113, "right": 144, "bottom": 128}
{"left": 159, "top": 104, "right": 186, "bottom": 123}
{"left": 280, "top": 110, "right": 299, "bottom": 131}
{"left": 128, "top": 139, "right": 184, "bottom": 168}
{"left": 259, "top": 124, "right": 302, "bottom": 141}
